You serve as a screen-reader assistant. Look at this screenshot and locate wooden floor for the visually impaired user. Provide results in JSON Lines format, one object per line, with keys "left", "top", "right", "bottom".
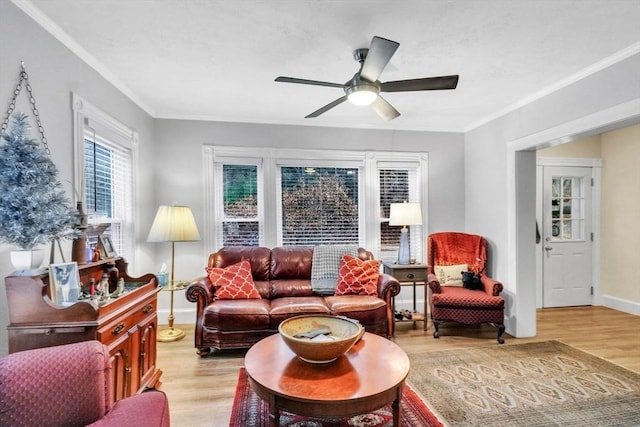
{"left": 156, "top": 306, "right": 640, "bottom": 427}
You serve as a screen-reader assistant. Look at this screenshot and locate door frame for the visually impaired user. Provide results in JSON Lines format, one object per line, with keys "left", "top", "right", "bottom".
{"left": 535, "top": 157, "right": 602, "bottom": 308}
{"left": 507, "top": 98, "right": 640, "bottom": 338}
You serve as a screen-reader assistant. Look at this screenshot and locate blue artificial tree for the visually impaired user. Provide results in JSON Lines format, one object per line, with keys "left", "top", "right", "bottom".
{"left": 0, "top": 113, "right": 77, "bottom": 250}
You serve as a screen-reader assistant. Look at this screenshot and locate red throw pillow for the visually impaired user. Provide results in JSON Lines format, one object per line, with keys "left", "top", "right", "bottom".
{"left": 335, "top": 255, "right": 380, "bottom": 296}
{"left": 206, "top": 259, "right": 261, "bottom": 300}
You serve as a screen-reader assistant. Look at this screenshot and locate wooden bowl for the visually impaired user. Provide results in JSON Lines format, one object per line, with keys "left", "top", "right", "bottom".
{"left": 278, "top": 315, "right": 364, "bottom": 364}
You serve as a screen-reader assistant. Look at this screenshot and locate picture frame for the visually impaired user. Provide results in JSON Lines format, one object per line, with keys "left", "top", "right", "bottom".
{"left": 99, "top": 235, "right": 117, "bottom": 258}
{"left": 49, "top": 262, "right": 81, "bottom": 306}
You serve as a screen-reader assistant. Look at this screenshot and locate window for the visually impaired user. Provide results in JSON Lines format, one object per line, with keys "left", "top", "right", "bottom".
{"left": 219, "top": 164, "right": 261, "bottom": 246}
{"left": 280, "top": 166, "right": 359, "bottom": 245}
{"left": 377, "top": 166, "right": 422, "bottom": 261}
{"left": 73, "top": 93, "right": 137, "bottom": 262}
{"left": 205, "top": 146, "right": 427, "bottom": 261}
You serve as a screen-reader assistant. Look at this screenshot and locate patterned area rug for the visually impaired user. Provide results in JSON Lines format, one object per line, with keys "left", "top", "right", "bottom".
{"left": 229, "top": 367, "right": 443, "bottom": 426}
{"left": 407, "top": 340, "right": 640, "bottom": 427}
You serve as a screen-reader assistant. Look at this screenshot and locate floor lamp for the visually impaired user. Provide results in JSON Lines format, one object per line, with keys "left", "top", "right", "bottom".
{"left": 389, "top": 202, "right": 422, "bottom": 265}
{"left": 147, "top": 205, "right": 200, "bottom": 342}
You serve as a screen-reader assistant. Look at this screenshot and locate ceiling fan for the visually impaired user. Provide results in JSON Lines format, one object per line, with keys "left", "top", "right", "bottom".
{"left": 275, "top": 36, "right": 459, "bottom": 121}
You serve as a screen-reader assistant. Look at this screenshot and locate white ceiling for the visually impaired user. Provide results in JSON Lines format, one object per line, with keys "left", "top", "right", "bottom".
{"left": 17, "top": 0, "right": 640, "bottom": 132}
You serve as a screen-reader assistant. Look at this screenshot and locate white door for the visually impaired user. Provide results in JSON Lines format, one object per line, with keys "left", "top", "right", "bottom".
{"left": 542, "top": 166, "right": 592, "bottom": 307}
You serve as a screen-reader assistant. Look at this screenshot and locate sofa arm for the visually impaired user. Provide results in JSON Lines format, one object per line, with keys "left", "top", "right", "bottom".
{"left": 427, "top": 273, "right": 442, "bottom": 294}
{"left": 186, "top": 276, "right": 214, "bottom": 308}
{"left": 378, "top": 272, "right": 401, "bottom": 301}
{"left": 481, "top": 274, "right": 503, "bottom": 296}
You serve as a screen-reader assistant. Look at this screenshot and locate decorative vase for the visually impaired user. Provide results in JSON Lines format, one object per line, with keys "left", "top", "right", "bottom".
{"left": 72, "top": 201, "right": 89, "bottom": 265}
{"left": 10, "top": 249, "right": 45, "bottom": 274}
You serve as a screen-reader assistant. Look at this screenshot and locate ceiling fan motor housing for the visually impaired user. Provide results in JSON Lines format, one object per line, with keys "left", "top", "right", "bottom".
{"left": 345, "top": 74, "right": 380, "bottom": 105}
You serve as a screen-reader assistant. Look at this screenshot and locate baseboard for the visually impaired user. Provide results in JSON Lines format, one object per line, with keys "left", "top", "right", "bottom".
{"left": 600, "top": 294, "right": 640, "bottom": 316}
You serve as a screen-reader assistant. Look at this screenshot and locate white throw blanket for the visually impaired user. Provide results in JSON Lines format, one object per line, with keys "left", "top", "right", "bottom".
{"left": 310, "top": 244, "right": 359, "bottom": 294}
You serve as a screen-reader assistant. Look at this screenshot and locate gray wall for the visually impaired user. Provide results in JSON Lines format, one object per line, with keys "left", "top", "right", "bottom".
{"left": 0, "top": 2, "right": 157, "bottom": 356}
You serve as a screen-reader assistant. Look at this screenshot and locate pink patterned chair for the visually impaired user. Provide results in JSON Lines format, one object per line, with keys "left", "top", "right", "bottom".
{"left": 0, "top": 340, "right": 170, "bottom": 427}
{"left": 427, "top": 232, "right": 506, "bottom": 344}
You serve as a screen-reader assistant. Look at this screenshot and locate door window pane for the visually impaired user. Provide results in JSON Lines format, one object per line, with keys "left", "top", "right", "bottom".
{"left": 550, "top": 176, "right": 584, "bottom": 241}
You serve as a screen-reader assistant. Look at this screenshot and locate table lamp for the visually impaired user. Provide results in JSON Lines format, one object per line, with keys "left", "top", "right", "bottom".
{"left": 147, "top": 204, "right": 200, "bottom": 342}
{"left": 389, "top": 202, "right": 422, "bottom": 265}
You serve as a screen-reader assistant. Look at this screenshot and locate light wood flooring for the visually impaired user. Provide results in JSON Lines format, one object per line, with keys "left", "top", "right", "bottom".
{"left": 156, "top": 306, "right": 640, "bottom": 427}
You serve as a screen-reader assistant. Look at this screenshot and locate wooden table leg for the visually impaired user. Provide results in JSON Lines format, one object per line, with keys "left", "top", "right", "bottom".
{"left": 268, "top": 394, "right": 280, "bottom": 426}
{"left": 392, "top": 384, "right": 403, "bottom": 427}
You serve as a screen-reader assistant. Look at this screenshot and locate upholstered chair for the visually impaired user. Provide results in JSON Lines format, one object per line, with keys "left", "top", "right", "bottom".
{"left": 0, "top": 340, "right": 170, "bottom": 427}
{"left": 427, "top": 232, "right": 506, "bottom": 343}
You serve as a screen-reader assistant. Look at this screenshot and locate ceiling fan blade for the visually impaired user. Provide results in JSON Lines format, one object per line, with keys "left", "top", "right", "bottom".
{"left": 360, "top": 36, "right": 399, "bottom": 82}
{"left": 275, "top": 76, "right": 345, "bottom": 88}
{"left": 305, "top": 96, "right": 348, "bottom": 118}
{"left": 381, "top": 75, "right": 459, "bottom": 92}
{"left": 371, "top": 96, "right": 400, "bottom": 121}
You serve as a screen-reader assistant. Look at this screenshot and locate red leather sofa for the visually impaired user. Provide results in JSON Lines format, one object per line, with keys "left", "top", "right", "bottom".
{"left": 186, "top": 246, "right": 401, "bottom": 356}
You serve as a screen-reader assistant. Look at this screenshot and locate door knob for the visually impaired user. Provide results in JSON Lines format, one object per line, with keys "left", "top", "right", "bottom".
{"left": 544, "top": 246, "right": 553, "bottom": 251}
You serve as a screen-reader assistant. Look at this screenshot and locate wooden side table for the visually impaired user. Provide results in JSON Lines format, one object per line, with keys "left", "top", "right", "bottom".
{"left": 382, "top": 262, "right": 428, "bottom": 331}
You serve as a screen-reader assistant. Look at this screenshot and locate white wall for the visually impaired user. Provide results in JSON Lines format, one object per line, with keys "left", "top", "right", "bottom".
{"left": 0, "top": 2, "right": 157, "bottom": 356}
{"left": 465, "top": 53, "right": 640, "bottom": 337}
{"left": 153, "top": 119, "right": 465, "bottom": 322}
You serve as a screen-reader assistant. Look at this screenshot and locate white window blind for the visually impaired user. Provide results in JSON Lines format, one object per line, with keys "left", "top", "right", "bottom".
{"left": 83, "top": 128, "right": 134, "bottom": 260}
{"left": 378, "top": 167, "right": 422, "bottom": 262}
{"left": 280, "top": 166, "right": 359, "bottom": 245}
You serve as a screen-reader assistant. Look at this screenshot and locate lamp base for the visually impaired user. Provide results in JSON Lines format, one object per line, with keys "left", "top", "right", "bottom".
{"left": 157, "top": 327, "right": 186, "bottom": 342}
{"left": 397, "top": 227, "right": 411, "bottom": 265}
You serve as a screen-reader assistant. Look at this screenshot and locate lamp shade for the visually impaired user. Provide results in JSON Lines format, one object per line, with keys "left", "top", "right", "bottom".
{"left": 147, "top": 205, "right": 201, "bottom": 242}
{"left": 389, "top": 202, "right": 422, "bottom": 226}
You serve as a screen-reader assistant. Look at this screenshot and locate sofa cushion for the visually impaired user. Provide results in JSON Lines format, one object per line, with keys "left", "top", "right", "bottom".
{"left": 203, "top": 299, "right": 271, "bottom": 331}
{"left": 208, "top": 246, "right": 271, "bottom": 281}
{"left": 207, "top": 260, "right": 261, "bottom": 300}
{"left": 431, "top": 286, "right": 504, "bottom": 309}
{"left": 270, "top": 279, "right": 315, "bottom": 298}
{"left": 269, "top": 296, "right": 331, "bottom": 328}
{"left": 434, "top": 263, "right": 468, "bottom": 286}
{"left": 271, "top": 246, "right": 313, "bottom": 280}
{"left": 335, "top": 255, "right": 380, "bottom": 296}
{"left": 324, "top": 295, "right": 388, "bottom": 331}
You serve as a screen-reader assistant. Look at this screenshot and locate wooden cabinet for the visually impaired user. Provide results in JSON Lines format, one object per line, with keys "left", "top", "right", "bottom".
{"left": 4, "top": 257, "right": 162, "bottom": 401}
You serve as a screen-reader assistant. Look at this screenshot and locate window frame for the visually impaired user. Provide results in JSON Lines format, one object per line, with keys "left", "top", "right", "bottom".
{"left": 203, "top": 145, "right": 428, "bottom": 262}
{"left": 72, "top": 92, "right": 138, "bottom": 264}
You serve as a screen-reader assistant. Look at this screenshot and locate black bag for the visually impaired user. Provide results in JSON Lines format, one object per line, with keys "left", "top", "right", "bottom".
{"left": 462, "top": 271, "right": 483, "bottom": 290}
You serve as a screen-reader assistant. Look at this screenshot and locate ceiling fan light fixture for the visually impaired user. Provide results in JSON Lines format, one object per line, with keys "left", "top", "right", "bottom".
{"left": 346, "top": 85, "right": 378, "bottom": 106}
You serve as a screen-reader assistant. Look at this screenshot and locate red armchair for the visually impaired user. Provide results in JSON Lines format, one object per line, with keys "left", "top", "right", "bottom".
{"left": 427, "top": 232, "right": 506, "bottom": 344}
{"left": 0, "top": 340, "right": 170, "bottom": 427}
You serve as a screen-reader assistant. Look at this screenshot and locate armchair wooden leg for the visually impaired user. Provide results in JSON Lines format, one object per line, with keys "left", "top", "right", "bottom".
{"left": 433, "top": 320, "right": 441, "bottom": 339}
{"left": 495, "top": 324, "right": 506, "bottom": 344}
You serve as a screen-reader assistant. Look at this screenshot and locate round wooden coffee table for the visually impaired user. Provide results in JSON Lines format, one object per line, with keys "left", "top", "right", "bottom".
{"left": 244, "top": 332, "right": 410, "bottom": 427}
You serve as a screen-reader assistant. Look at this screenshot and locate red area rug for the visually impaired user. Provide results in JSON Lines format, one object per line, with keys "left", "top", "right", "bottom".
{"left": 229, "top": 367, "right": 443, "bottom": 427}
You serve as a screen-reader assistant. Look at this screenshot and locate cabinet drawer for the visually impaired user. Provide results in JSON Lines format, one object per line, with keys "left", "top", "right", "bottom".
{"left": 384, "top": 266, "right": 427, "bottom": 282}
{"left": 98, "top": 299, "right": 157, "bottom": 346}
